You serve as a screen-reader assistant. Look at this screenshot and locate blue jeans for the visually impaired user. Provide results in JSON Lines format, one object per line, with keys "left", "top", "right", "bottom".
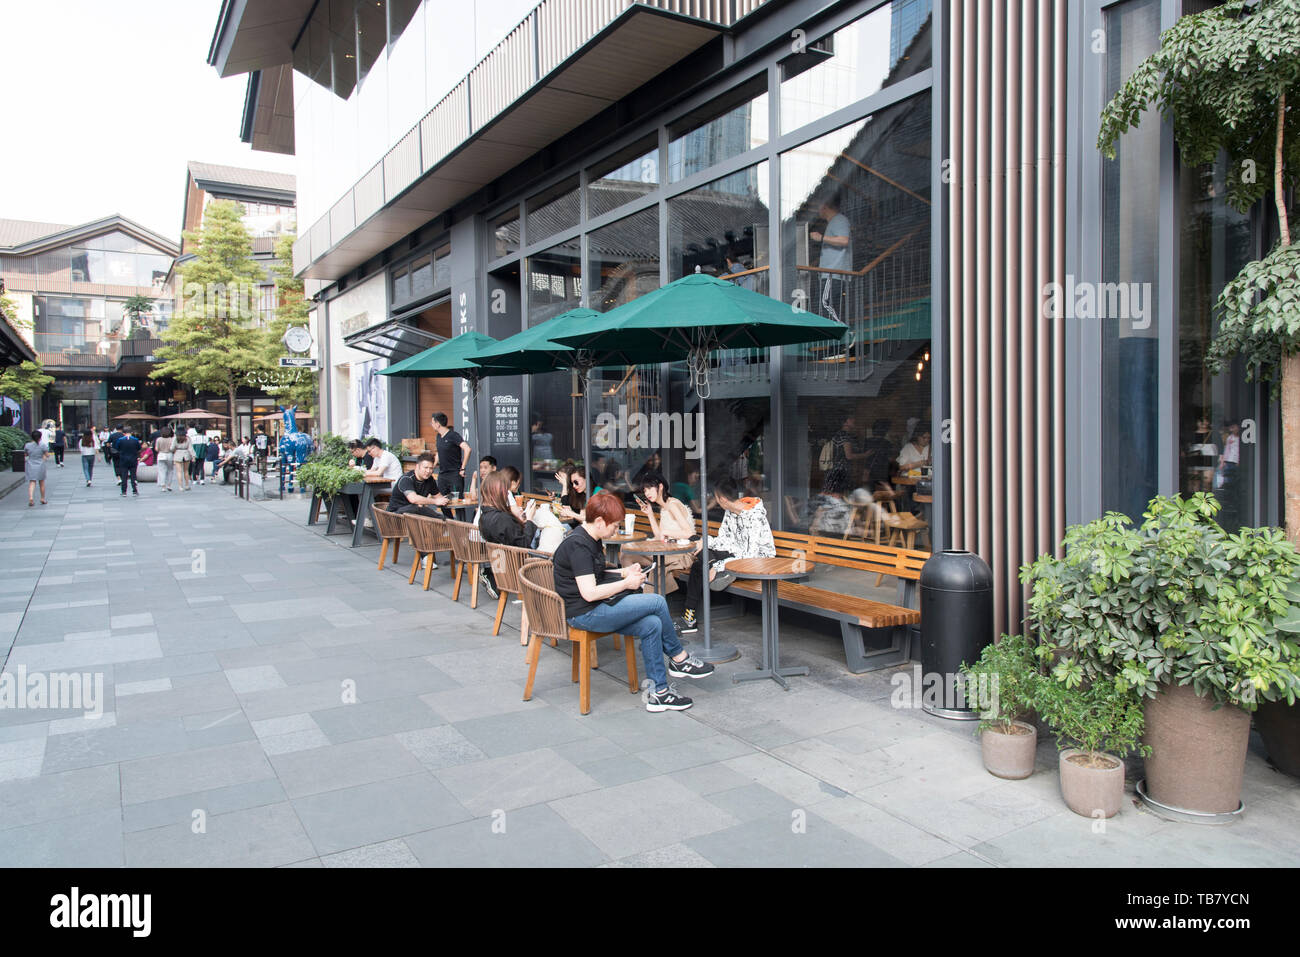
{"left": 569, "top": 593, "right": 683, "bottom": 693}
{"left": 81, "top": 453, "right": 94, "bottom": 482}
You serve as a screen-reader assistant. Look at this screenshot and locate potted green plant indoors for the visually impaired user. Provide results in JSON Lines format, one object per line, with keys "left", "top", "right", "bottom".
{"left": 1023, "top": 494, "right": 1300, "bottom": 817}
{"left": 960, "top": 634, "right": 1042, "bottom": 780}
{"left": 1036, "top": 675, "right": 1149, "bottom": 819}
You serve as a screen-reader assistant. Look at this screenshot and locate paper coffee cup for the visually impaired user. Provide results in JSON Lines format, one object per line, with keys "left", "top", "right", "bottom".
{"left": 624, "top": 515, "right": 635, "bottom": 535}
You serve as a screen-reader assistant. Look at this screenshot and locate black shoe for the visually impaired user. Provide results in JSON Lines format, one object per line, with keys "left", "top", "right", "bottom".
{"left": 676, "top": 610, "right": 698, "bottom": 634}
{"left": 709, "top": 571, "right": 737, "bottom": 592}
{"left": 479, "top": 571, "right": 498, "bottom": 600}
{"left": 132, "top": 487, "right": 139, "bottom": 496}
{"left": 645, "top": 685, "right": 693, "bottom": 712}
{"left": 667, "top": 653, "right": 715, "bottom": 680}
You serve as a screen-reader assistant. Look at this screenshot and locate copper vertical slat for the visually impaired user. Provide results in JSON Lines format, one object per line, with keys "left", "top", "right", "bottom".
{"left": 949, "top": 0, "right": 965, "bottom": 545}
{"left": 1052, "top": 0, "right": 1067, "bottom": 553}
{"left": 964, "top": 0, "right": 980, "bottom": 553}
{"left": 1019, "top": 0, "right": 1036, "bottom": 616}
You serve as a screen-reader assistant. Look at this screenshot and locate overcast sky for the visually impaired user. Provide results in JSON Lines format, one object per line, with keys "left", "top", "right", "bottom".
{"left": 0, "top": 0, "right": 297, "bottom": 244}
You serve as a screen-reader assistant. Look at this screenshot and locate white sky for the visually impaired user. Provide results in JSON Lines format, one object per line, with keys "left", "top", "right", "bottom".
{"left": 0, "top": 0, "right": 297, "bottom": 244}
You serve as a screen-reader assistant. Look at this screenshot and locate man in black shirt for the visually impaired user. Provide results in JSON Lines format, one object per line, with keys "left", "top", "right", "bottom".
{"left": 389, "top": 453, "right": 449, "bottom": 517}
{"left": 112, "top": 426, "right": 143, "bottom": 496}
{"left": 431, "top": 412, "right": 471, "bottom": 518}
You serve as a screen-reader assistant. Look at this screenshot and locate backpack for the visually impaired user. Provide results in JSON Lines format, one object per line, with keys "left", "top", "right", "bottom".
{"left": 818, "top": 441, "right": 834, "bottom": 472}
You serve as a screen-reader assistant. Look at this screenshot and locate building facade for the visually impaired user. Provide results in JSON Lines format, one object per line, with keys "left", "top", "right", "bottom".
{"left": 210, "top": 0, "right": 1286, "bottom": 633}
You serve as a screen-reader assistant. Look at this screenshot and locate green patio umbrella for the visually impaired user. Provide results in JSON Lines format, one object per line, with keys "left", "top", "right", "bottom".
{"left": 378, "top": 331, "right": 516, "bottom": 485}
{"left": 549, "top": 272, "right": 848, "bottom": 663}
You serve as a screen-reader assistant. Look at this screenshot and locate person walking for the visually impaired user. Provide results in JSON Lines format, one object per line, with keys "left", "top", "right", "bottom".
{"left": 79, "top": 429, "right": 97, "bottom": 486}
{"left": 113, "top": 425, "right": 143, "bottom": 496}
{"left": 190, "top": 428, "right": 207, "bottom": 485}
{"left": 52, "top": 426, "right": 66, "bottom": 467}
{"left": 154, "top": 427, "right": 175, "bottom": 492}
{"left": 173, "top": 429, "right": 193, "bottom": 491}
{"left": 204, "top": 434, "right": 221, "bottom": 483}
{"left": 24, "top": 431, "right": 48, "bottom": 506}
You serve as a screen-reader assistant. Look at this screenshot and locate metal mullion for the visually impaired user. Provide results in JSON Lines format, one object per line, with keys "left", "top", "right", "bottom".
{"left": 1158, "top": 0, "right": 1179, "bottom": 499}
{"left": 771, "top": 70, "right": 934, "bottom": 155}
{"left": 583, "top": 192, "right": 663, "bottom": 235}
{"left": 767, "top": 59, "right": 785, "bottom": 532}
{"left": 661, "top": 143, "right": 775, "bottom": 202}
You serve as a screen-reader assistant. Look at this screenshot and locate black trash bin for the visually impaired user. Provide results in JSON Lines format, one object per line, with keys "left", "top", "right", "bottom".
{"left": 11, "top": 449, "right": 24, "bottom": 473}
{"left": 919, "top": 550, "right": 993, "bottom": 720}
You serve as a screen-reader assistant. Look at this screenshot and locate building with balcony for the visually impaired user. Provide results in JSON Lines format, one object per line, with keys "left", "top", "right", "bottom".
{"left": 209, "top": 0, "right": 1286, "bottom": 634}
{"left": 0, "top": 215, "right": 178, "bottom": 432}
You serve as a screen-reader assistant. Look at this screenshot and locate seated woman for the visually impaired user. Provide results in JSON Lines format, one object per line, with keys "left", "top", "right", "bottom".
{"left": 551, "top": 493, "right": 714, "bottom": 712}
{"left": 622, "top": 471, "right": 695, "bottom": 594}
{"left": 477, "top": 472, "right": 539, "bottom": 549}
{"left": 554, "top": 465, "right": 588, "bottom": 527}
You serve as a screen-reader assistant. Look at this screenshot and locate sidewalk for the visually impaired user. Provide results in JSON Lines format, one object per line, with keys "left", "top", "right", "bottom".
{"left": 0, "top": 456, "right": 1296, "bottom": 867}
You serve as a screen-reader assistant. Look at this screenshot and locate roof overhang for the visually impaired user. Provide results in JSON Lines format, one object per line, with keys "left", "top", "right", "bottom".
{"left": 0, "top": 317, "right": 36, "bottom": 366}
{"left": 343, "top": 317, "right": 442, "bottom": 360}
{"left": 300, "top": 6, "right": 723, "bottom": 281}
{"left": 2, "top": 215, "right": 178, "bottom": 258}
{"left": 241, "top": 65, "right": 296, "bottom": 156}
{"left": 208, "top": 0, "right": 315, "bottom": 78}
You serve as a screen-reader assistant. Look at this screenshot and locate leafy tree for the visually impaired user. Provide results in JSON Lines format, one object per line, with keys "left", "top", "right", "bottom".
{"left": 122, "top": 294, "right": 155, "bottom": 333}
{"left": 1098, "top": 0, "right": 1300, "bottom": 541}
{"left": 151, "top": 201, "right": 268, "bottom": 423}
{"left": 255, "top": 233, "right": 317, "bottom": 413}
{"left": 0, "top": 293, "right": 54, "bottom": 401}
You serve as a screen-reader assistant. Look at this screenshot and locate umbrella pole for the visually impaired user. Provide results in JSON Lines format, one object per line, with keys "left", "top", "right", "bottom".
{"left": 693, "top": 371, "right": 738, "bottom": 664}
{"left": 582, "top": 366, "right": 591, "bottom": 505}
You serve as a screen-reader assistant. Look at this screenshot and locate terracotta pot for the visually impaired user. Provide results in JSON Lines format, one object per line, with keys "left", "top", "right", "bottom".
{"left": 1059, "top": 749, "right": 1124, "bottom": 818}
{"left": 980, "top": 720, "right": 1037, "bottom": 779}
{"left": 1143, "top": 681, "right": 1250, "bottom": 813}
{"left": 1254, "top": 700, "right": 1300, "bottom": 778}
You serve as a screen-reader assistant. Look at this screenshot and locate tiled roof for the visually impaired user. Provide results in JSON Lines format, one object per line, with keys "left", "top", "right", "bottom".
{"left": 187, "top": 161, "right": 295, "bottom": 195}
{"left": 0, "top": 218, "right": 72, "bottom": 249}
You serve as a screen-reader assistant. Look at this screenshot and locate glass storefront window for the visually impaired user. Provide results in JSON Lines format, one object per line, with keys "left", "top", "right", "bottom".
{"left": 587, "top": 136, "right": 659, "bottom": 219}
{"left": 779, "top": 92, "right": 932, "bottom": 558}
{"left": 668, "top": 162, "right": 769, "bottom": 286}
{"left": 667, "top": 76, "right": 768, "bottom": 183}
{"left": 492, "top": 209, "right": 521, "bottom": 260}
{"left": 1101, "top": 0, "right": 1161, "bottom": 522}
{"left": 587, "top": 207, "right": 660, "bottom": 313}
{"left": 526, "top": 176, "right": 580, "bottom": 245}
{"left": 779, "top": 0, "right": 933, "bottom": 135}
{"left": 526, "top": 242, "right": 583, "bottom": 484}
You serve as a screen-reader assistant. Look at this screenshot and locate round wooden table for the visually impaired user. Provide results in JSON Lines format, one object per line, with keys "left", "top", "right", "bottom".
{"left": 439, "top": 498, "right": 477, "bottom": 521}
{"left": 728, "top": 557, "right": 815, "bottom": 690}
{"left": 621, "top": 539, "right": 695, "bottom": 596}
{"left": 602, "top": 531, "right": 647, "bottom": 567}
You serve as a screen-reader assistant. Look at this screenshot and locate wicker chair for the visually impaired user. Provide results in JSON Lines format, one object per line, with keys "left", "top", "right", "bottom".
{"left": 483, "top": 541, "right": 534, "bottom": 640}
{"left": 446, "top": 520, "right": 491, "bottom": 608}
{"left": 517, "top": 559, "right": 639, "bottom": 715}
{"left": 402, "top": 514, "right": 456, "bottom": 590}
{"left": 370, "top": 503, "right": 408, "bottom": 571}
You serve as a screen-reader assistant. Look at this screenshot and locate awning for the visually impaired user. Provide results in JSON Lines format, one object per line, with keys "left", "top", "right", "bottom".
{"left": 343, "top": 317, "right": 442, "bottom": 360}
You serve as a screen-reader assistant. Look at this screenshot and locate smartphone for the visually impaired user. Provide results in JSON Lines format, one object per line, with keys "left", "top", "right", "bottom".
{"left": 634, "top": 495, "right": 649, "bottom": 511}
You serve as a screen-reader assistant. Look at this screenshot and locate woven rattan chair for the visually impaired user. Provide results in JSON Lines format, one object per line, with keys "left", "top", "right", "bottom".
{"left": 484, "top": 541, "right": 534, "bottom": 640}
{"left": 402, "top": 514, "right": 456, "bottom": 590}
{"left": 446, "top": 520, "right": 491, "bottom": 608}
{"left": 370, "top": 502, "right": 408, "bottom": 571}
{"left": 517, "top": 559, "right": 639, "bottom": 715}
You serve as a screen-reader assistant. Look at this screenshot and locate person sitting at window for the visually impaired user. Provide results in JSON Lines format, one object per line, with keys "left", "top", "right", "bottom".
{"left": 363, "top": 438, "right": 402, "bottom": 481}
{"left": 897, "top": 429, "right": 932, "bottom": 472}
{"left": 551, "top": 492, "right": 714, "bottom": 712}
{"left": 622, "top": 471, "right": 695, "bottom": 595}
{"left": 388, "top": 452, "right": 449, "bottom": 517}
{"left": 349, "top": 439, "right": 372, "bottom": 470}
{"left": 679, "top": 477, "right": 775, "bottom": 634}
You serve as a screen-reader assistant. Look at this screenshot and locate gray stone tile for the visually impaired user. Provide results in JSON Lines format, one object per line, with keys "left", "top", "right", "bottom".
{"left": 705, "top": 783, "right": 801, "bottom": 823}
{"left": 687, "top": 812, "right": 907, "bottom": 867}
{"left": 637, "top": 733, "right": 754, "bottom": 774}
{"left": 0, "top": 807, "right": 123, "bottom": 866}
{"left": 578, "top": 754, "right": 660, "bottom": 787}
{"left": 405, "top": 802, "right": 607, "bottom": 867}
{"left": 453, "top": 704, "right": 597, "bottom": 758}
{"left": 435, "top": 748, "right": 601, "bottom": 816}
{"left": 42, "top": 718, "right": 191, "bottom": 773}
{"left": 808, "top": 794, "right": 964, "bottom": 866}
{"left": 292, "top": 772, "right": 472, "bottom": 855}
{"left": 224, "top": 665, "right": 287, "bottom": 693}
{"left": 856, "top": 776, "right": 1062, "bottom": 849}
{"left": 0, "top": 763, "right": 121, "bottom": 829}
{"left": 231, "top": 596, "right": 355, "bottom": 623}
{"left": 121, "top": 777, "right": 290, "bottom": 832}
{"left": 121, "top": 740, "right": 277, "bottom": 806}
{"left": 269, "top": 735, "right": 427, "bottom": 798}
{"left": 321, "top": 839, "right": 421, "bottom": 868}
{"left": 395, "top": 725, "right": 489, "bottom": 771}
{"left": 672, "top": 762, "right": 755, "bottom": 796}
{"left": 603, "top": 843, "right": 717, "bottom": 867}
{"left": 550, "top": 774, "right": 741, "bottom": 859}
{"left": 113, "top": 652, "right": 221, "bottom": 683}
{"left": 5, "top": 632, "right": 161, "bottom": 670}
{"left": 113, "top": 672, "right": 241, "bottom": 725}
{"left": 311, "top": 697, "right": 442, "bottom": 744}
{"left": 124, "top": 802, "right": 316, "bottom": 867}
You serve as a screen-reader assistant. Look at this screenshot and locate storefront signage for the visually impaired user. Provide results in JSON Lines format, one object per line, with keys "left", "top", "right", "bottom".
{"left": 491, "top": 393, "right": 521, "bottom": 448}
{"left": 278, "top": 357, "right": 318, "bottom": 368}
{"left": 340, "top": 312, "right": 370, "bottom": 337}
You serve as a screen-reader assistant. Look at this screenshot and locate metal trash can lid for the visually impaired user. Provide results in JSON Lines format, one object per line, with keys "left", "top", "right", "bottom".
{"left": 920, "top": 549, "right": 993, "bottom": 591}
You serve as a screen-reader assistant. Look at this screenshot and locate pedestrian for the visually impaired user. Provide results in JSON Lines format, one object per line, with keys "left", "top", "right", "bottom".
{"left": 190, "top": 427, "right": 207, "bottom": 485}
{"left": 253, "top": 427, "right": 270, "bottom": 469}
{"left": 39, "top": 419, "right": 55, "bottom": 449}
{"left": 105, "top": 424, "right": 123, "bottom": 478}
{"left": 113, "top": 425, "right": 143, "bottom": 496}
{"left": 79, "top": 428, "right": 97, "bottom": 486}
{"left": 52, "top": 425, "right": 66, "bottom": 467}
{"left": 173, "top": 428, "right": 193, "bottom": 491}
{"left": 24, "top": 430, "right": 48, "bottom": 506}
{"left": 154, "top": 426, "right": 175, "bottom": 492}
{"left": 204, "top": 435, "right": 221, "bottom": 482}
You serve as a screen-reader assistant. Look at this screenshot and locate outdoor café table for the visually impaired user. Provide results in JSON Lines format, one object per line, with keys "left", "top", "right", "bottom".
{"left": 351, "top": 477, "right": 392, "bottom": 548}
{"left": 440, "top": 498, "right": 477, "bottom": 520}
{"left": 728, "top": 556, "right": 816, "bottom": 691}
{"left": 602, "top": 531, "right": 646, "bottom": 567}
{"left": 621, "top": 539, "right": 696, "bottom": 597}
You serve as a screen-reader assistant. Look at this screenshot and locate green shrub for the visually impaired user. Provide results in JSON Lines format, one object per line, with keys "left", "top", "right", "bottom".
{"left": 1035, "top": 675, "right": 1150, "bottom": 762}
{"left": 960, "top": 634, "right": 1044, "bottom": 733}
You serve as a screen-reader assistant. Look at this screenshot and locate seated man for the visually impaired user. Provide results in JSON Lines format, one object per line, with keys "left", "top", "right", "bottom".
{"left": 218, "top": 442, "right": 242, "bottom": 484}
{"left": 467, "top": 454, "right": 497, "bottom": 502}
{"left": 363, "top": 438, "right": 403, "bottom": 481}
{"left": 679, "top": 477, "right": 776, "bottom": 634}
{"left": 388, "top": 453, "right": 449, "bottom": 518}
{"left": 551, "top": 492, "right": 714, "bottom": 712}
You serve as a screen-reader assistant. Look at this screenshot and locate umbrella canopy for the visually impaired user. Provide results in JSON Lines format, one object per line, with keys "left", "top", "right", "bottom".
{"left": 549, "top": 272, "right": 846, "bottom": 359}
{"left": 467, "top": 309, "right": 645, "bottom": 372}
{"left": 112, "top": 411, "right": 160, "bottom": 420}
{"left": 378, "top": 331, "right": 516, "bottom": 380}
{"left": 162, "top": 409, "right": 231, "bottom": 420}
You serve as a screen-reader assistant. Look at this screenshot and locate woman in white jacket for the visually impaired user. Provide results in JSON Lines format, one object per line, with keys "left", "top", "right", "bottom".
{"left": 678, "top": 477, "right": 774, "bottom": 633}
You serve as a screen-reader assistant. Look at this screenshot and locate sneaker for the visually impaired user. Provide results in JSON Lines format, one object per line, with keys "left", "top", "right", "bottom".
{"left": 667, "top": 653, "right": 715, "bottom": 680}
{"left": 132, "top": 487, "right": 139, "bottom": 496}
{"left": 676, "top": 609, "right": 698, "bottom": 634}
{"left": 709, "top": 570, "right": 737, "bottom": 591}
{"left": 645, "top": 685, "right": 693, "bottom": 712}
{"left": 479, "top": 570, "right": 498, "bottom": 600}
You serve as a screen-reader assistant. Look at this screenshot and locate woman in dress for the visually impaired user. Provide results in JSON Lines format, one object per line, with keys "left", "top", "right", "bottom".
{"left": 24, "top": 430, "right": 47, "bottom": 506}
{"left": 624, "top": 471, "right": 695, "bottom": 594}
{"left": 154, "top": 426, "right": 175, "bottom": 492}
{"left": 173, "top": 428, "right": 193, "bottom": 491}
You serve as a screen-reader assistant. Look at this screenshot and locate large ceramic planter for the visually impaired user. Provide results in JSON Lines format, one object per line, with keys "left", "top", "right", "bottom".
{"left": 1059, "top": 749, "right": 1124, "bottom": 819}
{"left": 1142, "top": 681, "right": 1250, "bottom": 815}
{"left": 1254, "top": 700, "right": 1300, "bottom": 778}
{"left": 980, "top": 720, "right": 1037, "bottom": 779}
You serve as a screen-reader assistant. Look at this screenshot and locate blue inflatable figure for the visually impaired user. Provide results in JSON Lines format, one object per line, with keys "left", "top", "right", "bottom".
{"left": 278, "top": 405, "right": 314, "bottom": 493}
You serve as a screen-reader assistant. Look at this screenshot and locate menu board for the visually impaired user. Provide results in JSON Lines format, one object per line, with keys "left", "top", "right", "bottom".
{"left": 491, "top": 391, "right": 522, "bottom": 450}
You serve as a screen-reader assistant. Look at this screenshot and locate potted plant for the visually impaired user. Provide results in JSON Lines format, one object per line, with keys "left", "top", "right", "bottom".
{"left": 1035, "top": 674, "right": 1149, "bottom": 819}
{"left": 1023, "top": 493, "right": 1300, "bottom": 817}
{"left": 1254, "top": 573, "right": 1300, "bottom": 777}
{"left": 960, "top": 633, "right": 1043, "bottom": 780}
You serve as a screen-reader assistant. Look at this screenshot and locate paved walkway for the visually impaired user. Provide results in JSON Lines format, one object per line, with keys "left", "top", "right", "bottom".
{"left": 0, "top": 452, "right": 1296, "bottom": 867}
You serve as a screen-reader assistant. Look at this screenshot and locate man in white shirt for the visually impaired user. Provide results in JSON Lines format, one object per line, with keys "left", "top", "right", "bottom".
{"left": 362, "top": 437, "right": 403, "bottom": 481}
{"left": 810, "top": 198, "right": 853, "bottom": 325}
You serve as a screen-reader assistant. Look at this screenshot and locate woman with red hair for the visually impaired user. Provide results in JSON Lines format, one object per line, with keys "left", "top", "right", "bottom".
{"left": 551, "top": 492, "right": 715, "bottom": 712}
